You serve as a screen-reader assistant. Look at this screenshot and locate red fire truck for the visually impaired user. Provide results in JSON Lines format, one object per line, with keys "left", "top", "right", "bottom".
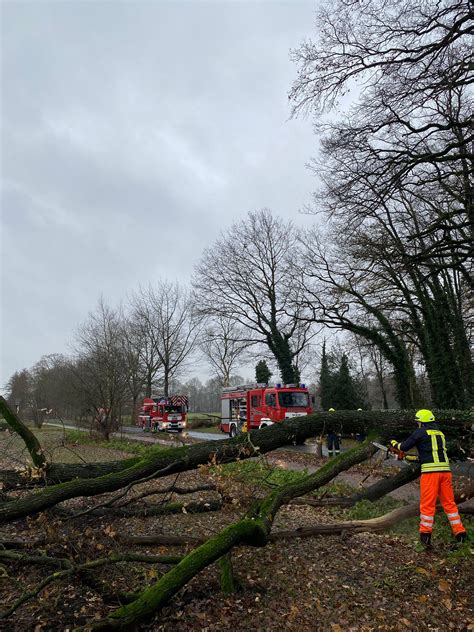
{"left": 138, "top": 395, "right": 189, "bottom": 433}
{"left": 220, "top": 383, "right": 313, "bottom": 438}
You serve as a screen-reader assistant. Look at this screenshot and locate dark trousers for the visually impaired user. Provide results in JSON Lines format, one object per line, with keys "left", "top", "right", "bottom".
{"left": 327, "top": 433, "right": 340, "bottom": 455}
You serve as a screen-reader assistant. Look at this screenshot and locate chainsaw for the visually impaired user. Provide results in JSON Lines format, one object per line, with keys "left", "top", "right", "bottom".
{"left": 371, "top": 441, "right": 406, "bottom": 460}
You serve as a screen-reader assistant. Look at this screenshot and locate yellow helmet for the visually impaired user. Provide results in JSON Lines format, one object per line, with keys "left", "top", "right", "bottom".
{"left": 415, "top": 409, "right": 435, "bottom": 423}
{"left": 328, "top": 408, "right": 335, "bottom": 412}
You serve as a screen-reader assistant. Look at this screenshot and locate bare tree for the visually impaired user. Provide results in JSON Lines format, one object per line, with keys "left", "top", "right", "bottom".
{"left": 132, "top": 282, "right": 199, "bottom": 397}
{"left": 193, "top": 209, "right": 315, "bottom": 384}
{"left": 296, "top": 174, "right": 473, "bottom": 408}
{"left": 5, "top": 369, "right": 31, "bottom": 414}
{"left": 288, "top": 0, "right": 473, "bottom": 407}
{"left": 290, "top": 0, "right": 474, "bottom": 266}
{"left": 199, "top": 316, "right": 249, "bottom": 387}
{"left": 71, "top": 298, "right": 129, "bottom": 439}
{"left": 128, "top": 290, "right": 163, "bottom": 398}
{"left": 120, "top": 317, "right": 149, "bottom": 424}
{"left": 296, "top": 226, "right": 422, "bottom": 408}
{"left": 28, "top": 354, "right": 73, "bottom": 426}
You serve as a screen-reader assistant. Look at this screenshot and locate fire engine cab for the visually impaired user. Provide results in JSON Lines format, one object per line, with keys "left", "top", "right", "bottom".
{"left": 220, "top": 383, "right": 313, "bottom": 438}
{"left": 138, "top": 395, "right": 188, "bottom": 433}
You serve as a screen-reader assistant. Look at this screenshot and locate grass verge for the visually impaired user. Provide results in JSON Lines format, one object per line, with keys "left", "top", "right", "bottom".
{"left": 64, "top": 430, "right": 169, "bottom": 456}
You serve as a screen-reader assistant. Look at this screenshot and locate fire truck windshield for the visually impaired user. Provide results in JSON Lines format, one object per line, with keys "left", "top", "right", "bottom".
{"left": 165, "top": 405, "right": 183, "bottom": 413}
{"left": 278, "top": 392, "right": 309, "bottom": 408}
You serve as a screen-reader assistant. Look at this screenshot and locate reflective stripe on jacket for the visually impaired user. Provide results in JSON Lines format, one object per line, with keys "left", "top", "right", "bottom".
{"left": 395, "top": 422, "right": 450, "bottom": 473}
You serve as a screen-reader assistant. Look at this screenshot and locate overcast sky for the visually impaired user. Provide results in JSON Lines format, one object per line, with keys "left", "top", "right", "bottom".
{"left": 1, "top": 0, "right": 322, "bottom": 390}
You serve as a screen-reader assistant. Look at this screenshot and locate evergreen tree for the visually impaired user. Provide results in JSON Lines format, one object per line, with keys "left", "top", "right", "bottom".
{"left": 333, "top": 354, "right": 365, "bottom": 409}
{"left": 255, "top": 360, "right": 272, "bottom": 384}
{"left": 319, "top": 342, "right": 335, "bottom": 410}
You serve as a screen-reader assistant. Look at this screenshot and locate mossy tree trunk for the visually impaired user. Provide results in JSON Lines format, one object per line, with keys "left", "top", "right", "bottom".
{"left": 290, "top": 461, "right": 422, "bottom": 508}
{"left": 0, "top": 396, "right": 47, "bottom": 470}
{"left": 0, "top": 410, "right": 473, "bottom": 508}
{"left": 273, "top": 480, "right": 474, "bottom": 539}
{"left": 84, "top": 440, "right": 379, "bottom": 630}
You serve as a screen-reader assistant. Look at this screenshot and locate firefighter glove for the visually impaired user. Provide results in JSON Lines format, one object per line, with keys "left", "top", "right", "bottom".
{"left": 390, "top": 440, "right": 399, "bottom": 448}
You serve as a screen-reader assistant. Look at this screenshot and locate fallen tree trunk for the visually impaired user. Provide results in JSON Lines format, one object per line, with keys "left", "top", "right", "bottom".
{"left": 272, "top": 481, "right": 474, "bottom": 539}
{"left": 290, "top": 462, "right": 422, "bottom": 508}
{"left": 1, "top": 409, "right": 471, "bottom": 489}
{"left": 1, "top": 410, "right": 471, "bottom": 524}
{"left": 82, "top": 439, "right": 379, "bottom": 630}
{"left": 0, "top": 396, "right": 47, "bottom": 470}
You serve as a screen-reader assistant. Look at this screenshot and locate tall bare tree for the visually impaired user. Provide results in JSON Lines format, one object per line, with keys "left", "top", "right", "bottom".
{"left": 29, "top": 354, "right": 74, "bottom": 426}
{"left": 193, "top": 209, "right": 315, "bottom": 384}
{"left": 120, "top": 317, "right": 149, "bottom": 424}
{"left": 5, "top": 369, "right": 31, "bottom": 414}
{"left": 289, "top": 0, "right": 473, "bottom": 408}
{"left": 290, "top": 0, "right": 473, "bottom": 268}
{"left": 71, "top": 298, "right": 129, "bottom": 439}
{"left": 128, "top": 290, "right": 163, "bottom": 398}
{"left": 132, "top": 282, "right": 199, "bottom": 397}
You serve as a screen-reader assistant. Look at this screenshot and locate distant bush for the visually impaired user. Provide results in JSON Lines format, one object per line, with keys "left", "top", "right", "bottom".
{"left": 187, "top": 413, "right": 220, "bottom": 429}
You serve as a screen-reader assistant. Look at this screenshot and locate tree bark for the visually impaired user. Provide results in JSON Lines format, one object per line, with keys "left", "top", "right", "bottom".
{"left": 0, "top": 410, "right": 470, "bottom": 523}
{"left": 290, "top": 462, "right": 421, "bottom": 508}
{"left": 272, "top": 480, "right": 474, "bottom": 539}
{"left": 1, "top": 409, "right": 470, "bottom": 489}
{"left": 0, "top": 396, "right": 47, "bottom": 470}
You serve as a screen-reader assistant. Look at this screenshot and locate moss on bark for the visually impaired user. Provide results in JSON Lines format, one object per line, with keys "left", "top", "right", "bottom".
{"left": 84, "top": 440, "right": 378, "bottom": 630}
{"left": 0, "top": 396, "right": 47, "bottom": 470}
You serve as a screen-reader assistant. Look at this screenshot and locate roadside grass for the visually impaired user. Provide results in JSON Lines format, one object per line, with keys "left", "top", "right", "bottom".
{"left": 191, "top": 425, "right": 222, "bottom": 434}
{"left": 64, "top": 429, "right": 168, "bottom": 456}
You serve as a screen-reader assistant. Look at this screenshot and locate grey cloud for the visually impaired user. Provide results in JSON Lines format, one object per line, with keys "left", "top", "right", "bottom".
{"left": 1, "top": 0, "right": 318, "bottom": 387}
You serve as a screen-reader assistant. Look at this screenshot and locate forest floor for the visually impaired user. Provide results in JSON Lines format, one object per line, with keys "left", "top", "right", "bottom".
{"left": 0, "top": 429, "right": 472, "bottom": 632}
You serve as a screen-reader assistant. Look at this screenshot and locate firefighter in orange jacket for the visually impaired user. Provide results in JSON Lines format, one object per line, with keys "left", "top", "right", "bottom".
{"left": 390, "top": 409, "right": 467, "bottom": 549}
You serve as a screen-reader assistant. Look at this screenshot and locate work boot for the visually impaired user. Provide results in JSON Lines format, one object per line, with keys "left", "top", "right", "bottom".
{"left": 455, "top": 532, "right": 467, "bottom": 544}
{"left": 420, "top": 533, "right": 432, "bottom": 550}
